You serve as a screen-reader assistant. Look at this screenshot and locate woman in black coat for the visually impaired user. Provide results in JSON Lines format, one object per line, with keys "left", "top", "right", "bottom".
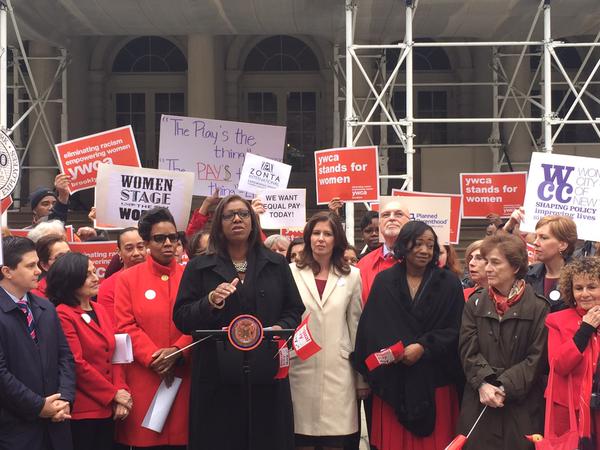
{"left": 173, "top": 195, "right": 304, "bottom": 450}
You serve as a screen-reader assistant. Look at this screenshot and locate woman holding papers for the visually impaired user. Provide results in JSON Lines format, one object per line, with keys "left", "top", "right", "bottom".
{"left": 173, "top": 194, "right": 304, "bottom": 450}
{"left": 289, "top": 211, "right": 366, "bottom": 449}
{"left": 47, "top": 252, "right": 131, "bottom": 450}
{"left": 458, "top": 233, "right": 549, "bottom": 449}
{"left": 115, "top": 207, "right": 192, "bottom": 449}
{"left": 352, "top": 221, "right": 464, "bottom": 450}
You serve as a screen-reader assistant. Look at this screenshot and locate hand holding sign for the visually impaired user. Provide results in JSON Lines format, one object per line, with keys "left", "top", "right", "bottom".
{"left": 54, "top": 173, "right": 71, "bottom": 204}
{"left": 208, "top": 278, "right": 240, "bottom": 309}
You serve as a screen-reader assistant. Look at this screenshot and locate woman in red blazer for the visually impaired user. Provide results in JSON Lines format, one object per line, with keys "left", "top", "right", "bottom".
{"left": 546, "top": 257, "right": 600, "bottom": 445}
{"left": 47, "top": 252, "right": 132, "bottom": 450}
{"left": 115, "top": 207, "right": 192, "bottom": 449}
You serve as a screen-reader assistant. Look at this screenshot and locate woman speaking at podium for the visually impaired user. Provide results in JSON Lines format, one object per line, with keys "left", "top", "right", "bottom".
{"left": 174, "top": 194, "right": 305, "bottom": 450}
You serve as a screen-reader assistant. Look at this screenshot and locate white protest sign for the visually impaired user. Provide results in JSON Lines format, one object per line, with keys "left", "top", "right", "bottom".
{"left": 522, "top": 152, "right": 600, "bottom": 241}
{"left": 95, "top": 163, "right": 194, "bottom": 230}
{"left": 258, "top": 189, "right": 306, "bottom": 229}
{"left": 380, "top": 195, "right": 451, "bottom": 245}
{"left": 238, "top": 153, "right": 291, "bottom": 194}
{"left": 158, "top": 115, "right": 286, "bottom": 198}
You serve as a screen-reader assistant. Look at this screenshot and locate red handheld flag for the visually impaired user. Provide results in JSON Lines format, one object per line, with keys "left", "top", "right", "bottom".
{"left": 274, "top": 338, "right": 290, "bottom": 379}
{"left": 444, "top": 434, "right": 467, "bottom": 450}
{"left": 365, "top": 341, "right": 404, "bottom": 371}
{"left": 292, "top": 313, "right": 321, "bottom": 360}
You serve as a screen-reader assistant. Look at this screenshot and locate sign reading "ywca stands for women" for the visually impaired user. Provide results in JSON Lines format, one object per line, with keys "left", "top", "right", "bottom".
{"left": 522, "top": 152, "right": 600, "bottom": 241}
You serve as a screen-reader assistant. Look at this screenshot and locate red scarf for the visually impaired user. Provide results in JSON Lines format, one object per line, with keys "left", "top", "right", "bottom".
{"left": 488, "top": 279, "right": 526, "bottom": 316}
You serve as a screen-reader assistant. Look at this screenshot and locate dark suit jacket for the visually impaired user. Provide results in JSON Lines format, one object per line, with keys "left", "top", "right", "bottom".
{"left": 0, "top": 286, "right": 75, "bottom": 450}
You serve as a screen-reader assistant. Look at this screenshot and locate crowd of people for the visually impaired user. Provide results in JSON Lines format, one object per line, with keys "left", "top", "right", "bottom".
{"left": 2, "top": 178, "right": 600, "bottom": 450}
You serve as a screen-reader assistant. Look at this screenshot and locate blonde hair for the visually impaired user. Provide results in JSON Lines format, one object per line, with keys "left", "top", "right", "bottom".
{"left": 535, "top": 216, "right": 578, "bottom": 257}
{"left": 464, "top": 240, "right": 484, "bottom": 264}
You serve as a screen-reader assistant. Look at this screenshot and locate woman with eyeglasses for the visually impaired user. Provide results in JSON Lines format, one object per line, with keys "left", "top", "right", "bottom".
{"left": 174, "top": 195, "right": 305, "bottom": 450}
{"left": 114, "top": 207, "right": 192, "bottom": 449}
{"left": 462, "top": 240, "right": 488, "bottom": 300}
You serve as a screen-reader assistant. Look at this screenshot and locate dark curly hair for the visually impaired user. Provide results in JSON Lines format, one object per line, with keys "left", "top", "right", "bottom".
{"left": 138, "top": 208, "right": 177, "bottom": 242}
{"left": 392, "top": 220, "right": 440, "bottom": 268}
{"left": 559, "top": 257, "right": 600, "bottom": 308}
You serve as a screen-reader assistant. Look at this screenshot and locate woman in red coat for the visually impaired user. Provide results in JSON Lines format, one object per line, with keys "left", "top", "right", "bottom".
{"left": 115, "top": 207, "right": 192, "bottom": 449}
{"left": 46, "top": 252, "right": 132, "bottom": 450}
{"left": 546, "top": 257, "right": 600, "bottom": 445}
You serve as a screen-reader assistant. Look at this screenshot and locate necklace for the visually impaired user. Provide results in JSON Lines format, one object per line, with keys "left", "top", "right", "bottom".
{"left": 407, "top": 276, "right": 421, "bottom": 298}
{"left": 233, "top": 260, "right": 248, "bottom": 273}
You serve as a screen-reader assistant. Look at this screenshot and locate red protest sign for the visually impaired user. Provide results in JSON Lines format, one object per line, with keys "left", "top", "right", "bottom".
{"left": 8, "top": 229, "right": 29, "bottom": 238}
{"left": 0, "top": 195, "right": 13, "bottom": 213}
{"left": 280, "top": 227, "right": 304, "bottom": 241}
{"left": 69, "top": 241, "right": 117, "bottom": 280}
{"left": 391, "top": 189, "right": 463, "bottom": 244}
{"left": 314, "top": 146, "right": 379, "bottom": 205}
{"left": 55, "top": 126, "right": 141, "bottom": 194}
{"left": 460, "top": 172, "right": 527, "bottom": 219}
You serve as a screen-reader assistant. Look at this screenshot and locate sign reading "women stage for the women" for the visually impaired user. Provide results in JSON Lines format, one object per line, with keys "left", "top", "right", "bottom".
{"left": 522, "top": 152, "right": 600, "bottom": 241}
{"left": 95, "top": 163, "right": 194, "bottom": 230}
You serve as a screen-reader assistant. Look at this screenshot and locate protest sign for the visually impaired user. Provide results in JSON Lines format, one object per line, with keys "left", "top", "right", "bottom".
{"left": 69, "top": 241, "right": 117, "bottom": 279}
{"left": 522, "top": 152, "right": 600, "bottom": 241}
{"left": 392, "top": 189, "right": 462, "bottom": 244}
{"left": 238, "top": 153, "right": 292, "bottom": 194}
{"left": 257, "top": 189, "right": 306, "bottom": 229}
{"left": 65, "top": 225, "right": 75, "bottom": 242}
{"left": 8, "top": 229, "right": 29, "bottom": 238}
{"left": 0, "top": 195, "right": 13, "bottom": 213}
{"left": 158, "top": 115, "right": 286, "bottom": 198}
{"left": 55, "top": 126, "right": 141, "bottom": 194}
{"left": 381, "top": 195, "right": 451, "bottom": 245}
{"left": 314, "top": 146, "right": 379, "bottom": 205}
{"left": 95, "top": 164, "right": 194, "bottom": 230}
{"left": 280, "top": 227, "right": 304, "bottom": 241}
{"left": 460, "top": 172, "right": 527, "bottom": 218}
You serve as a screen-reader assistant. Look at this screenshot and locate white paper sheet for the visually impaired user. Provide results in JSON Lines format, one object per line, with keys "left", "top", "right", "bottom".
{"left": 141, "top": 377, "right": 182, "bottom": 433}
{"left": 111, "top": 333, "right": 133, "bottom": 364}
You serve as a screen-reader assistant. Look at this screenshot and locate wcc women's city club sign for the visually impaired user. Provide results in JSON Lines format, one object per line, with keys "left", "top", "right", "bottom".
{"left": 522, "top": 152, "right": 600, "bottom": 241}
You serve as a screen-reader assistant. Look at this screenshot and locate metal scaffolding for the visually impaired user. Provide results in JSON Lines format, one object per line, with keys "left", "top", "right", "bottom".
{"left": 0, "top": 0, "right": 68, "bottom": 209}
{"left": 339, "top": 0, "right": 600, "bottom": 243}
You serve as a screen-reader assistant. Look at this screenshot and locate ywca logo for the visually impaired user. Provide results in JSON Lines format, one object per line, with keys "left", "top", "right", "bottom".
{"left": 261, "top": 162, "right": 273, "bottom": 172}
{"left": 537, "top": 163, "right": 574, "bottom": 203}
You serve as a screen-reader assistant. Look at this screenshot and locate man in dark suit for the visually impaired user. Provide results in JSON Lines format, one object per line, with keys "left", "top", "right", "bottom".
{"left": 0, "top": 236, "right": 75, "bottom": 450}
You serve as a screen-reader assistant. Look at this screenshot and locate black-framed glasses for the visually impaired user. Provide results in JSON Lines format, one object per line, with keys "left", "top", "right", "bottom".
{"left": 151, "top": 233, "right": 180, "bottom": 244}
{"left": 222, "top": 210, "right": 251, "bottom": 221}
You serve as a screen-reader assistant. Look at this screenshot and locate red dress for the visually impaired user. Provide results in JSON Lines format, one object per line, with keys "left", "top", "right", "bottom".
{"left": 371, "top": 387, "right": 458, "bottom": 450}
{"left": 115, "top": 257, "right": 192, "bottom": 447}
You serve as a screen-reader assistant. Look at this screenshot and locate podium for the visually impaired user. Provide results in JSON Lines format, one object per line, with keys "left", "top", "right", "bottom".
{"left": 193, "top": 315, "right": 295, "bottom": 450}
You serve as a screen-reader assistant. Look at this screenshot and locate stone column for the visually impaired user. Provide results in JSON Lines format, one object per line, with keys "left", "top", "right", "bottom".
{"left": 88, "top": 70, "right": 105, "bottom": 133}
{"left": 67, "top": 38, "right": 90, "bottom": 139}
{"left": 28, "top": 41, "right": 60, "bottom": 192}
{"left": 187, "top": 34, "right": 216, "bottom": 119}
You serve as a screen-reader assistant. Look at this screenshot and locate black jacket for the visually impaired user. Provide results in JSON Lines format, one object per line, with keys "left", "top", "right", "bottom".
{"left": 525, "top": 262, "right": 567, "bottom": 312}
{"left": 0, "top": 287, "right": 75, "bottom": 450}
{"left": 173, "top": 246, "right": 304, "bottom": 450}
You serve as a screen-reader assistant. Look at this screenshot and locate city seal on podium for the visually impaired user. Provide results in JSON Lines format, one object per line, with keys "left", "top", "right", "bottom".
{"left": 227, "top": 314, "right": 263, "bottom": 351}
{"left": 0, "top": 130, "right": 20, "bottom": 199}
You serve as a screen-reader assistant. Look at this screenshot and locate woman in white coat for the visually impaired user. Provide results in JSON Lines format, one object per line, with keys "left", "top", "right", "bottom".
{"left": 289, "top": 211, "right": 368, "bottom": 450}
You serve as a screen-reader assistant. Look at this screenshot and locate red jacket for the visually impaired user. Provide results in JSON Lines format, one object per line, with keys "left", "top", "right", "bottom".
{"left": 115, "top": 257, "right": 192, "bottom": 447}
{"left": 97, "top": 270, "right": 121, "bottom": 325}
{"left": 56, "top": 302, "right": 127, "bottom": 420}
{"left": 185, "top": 209, "right": 209, "bottom": 237}
{"left": 356, "top": 246, "right": 396, "bottom": 305}
{"left": 31, "top": 277, "right": 47, "bottom": 299}
{"left": 546, "top": 307, "right": 599, "bottom": 408}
